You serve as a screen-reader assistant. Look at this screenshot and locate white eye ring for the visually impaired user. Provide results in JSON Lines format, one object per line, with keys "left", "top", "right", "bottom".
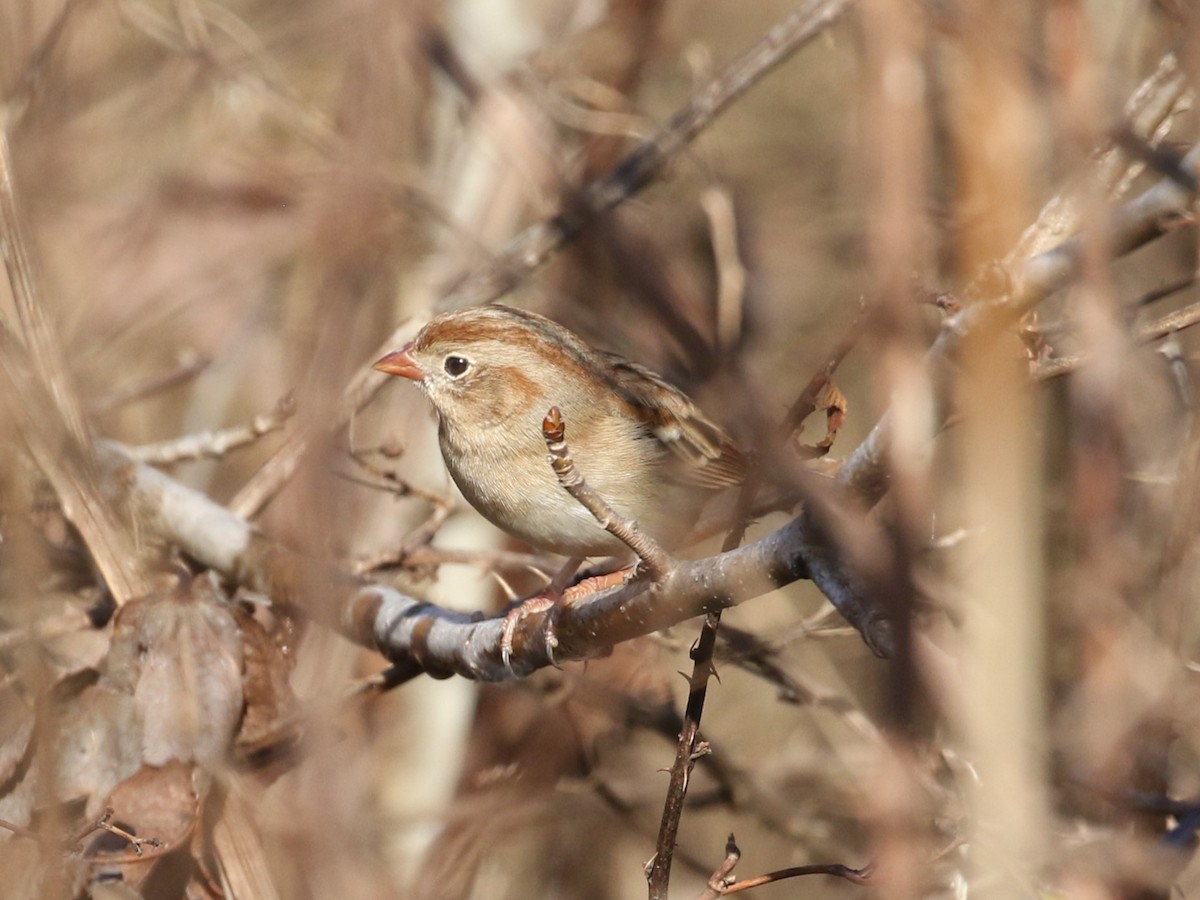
{"left": 444, "top": 355, "right": 471, "bottom": 378}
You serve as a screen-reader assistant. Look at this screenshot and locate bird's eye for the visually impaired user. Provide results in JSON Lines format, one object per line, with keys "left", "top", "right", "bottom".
{"left": 444, "top": 355, "right": 471, "bottom": 378}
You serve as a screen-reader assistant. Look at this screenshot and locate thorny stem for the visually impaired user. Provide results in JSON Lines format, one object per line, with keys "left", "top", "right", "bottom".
{"left": 648, "top": 425, "right": 778, "bottom": 895}
{"left": 647, "top": 610, "right": 722, "bottom": 898}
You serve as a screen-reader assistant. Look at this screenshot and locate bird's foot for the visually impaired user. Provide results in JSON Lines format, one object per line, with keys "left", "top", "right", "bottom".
{"left": 500, "top": 592, "right": 561, "bottom": 673}
{"left": 499, "top": 565, "right": 638, "bottom": 674}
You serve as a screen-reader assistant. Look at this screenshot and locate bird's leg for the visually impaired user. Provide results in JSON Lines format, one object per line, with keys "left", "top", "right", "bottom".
{"left": 564, "top": 559, "right": 641, "bottom": 600}
{"left": 549, "top": 555, "right": 586, "bottom": 595}
{"left": 500, "top": 556, "right": 584, "bottom": 671}
{"left": 568, "top": 565, "right": 637, "bottom": 594}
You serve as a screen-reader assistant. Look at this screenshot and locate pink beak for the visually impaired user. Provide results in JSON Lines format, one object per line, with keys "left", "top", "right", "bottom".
{"left": 373, "top": 343, "right": 424, "bottom": 381}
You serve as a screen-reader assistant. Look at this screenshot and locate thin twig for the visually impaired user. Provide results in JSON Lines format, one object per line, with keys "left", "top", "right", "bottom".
{"left": 702, "top": 186, "right": 748, "bottom": 352}
{"left": 647, "top": 410, "right": 772, "bottom": 896}
{"left": 91, "top": 810, "right": 163, "bottom": 858}
{"left": 783, "top": 300, "right": 868, "bottom": 435}
{"left": 0, "top": 817, "right": 34, "bottom": 840}
{"left": 346, "top": 447, "right": 454, "bottom": 508}
{"left": 700, "top": 834, "right": 742, "bottom": 897}
{"left": 647, "top": 608, "right": 721, "bottom": 899}
{"left": 339, "top": 451, "right": 458, "bottom": 567}
{"left": 542, "top": 407, "right": 672, "bottom": 578}
{"left": 713, "top": 622, "right": 881, "bottom": 747}
{"left": 710, "top": 862, "right": 871, "bottom": 895}
{"left": 441, "top": 0, "right": 854, "bottom": 309}
{"left": 1033, "top": 296, "right": 1200, "bottom": 381}
{"left": 1138, "top": 272, "right": 1197, "bottom": 307}
{"left": 125, "top": 395, "right": 295, "bottom": 465}
{"left": 1111, "top": 125, "right": 1199, "bottom": 193}
{"left": 696, "top": 834, "right": 870, "bottom": 898}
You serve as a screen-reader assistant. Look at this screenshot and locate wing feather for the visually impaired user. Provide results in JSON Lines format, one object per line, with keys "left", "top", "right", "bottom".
{"left": 600, "top": 354, "right": 745, "bottom": 490}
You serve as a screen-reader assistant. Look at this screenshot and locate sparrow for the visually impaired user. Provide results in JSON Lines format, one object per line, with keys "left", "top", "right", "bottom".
{"left": 374, "top": 304, "right": 745, "bottom": 664}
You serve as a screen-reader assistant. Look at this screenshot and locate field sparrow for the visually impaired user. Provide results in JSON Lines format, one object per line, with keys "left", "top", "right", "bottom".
{"left": 374, "top": 305, "right": 746, "bottom": 565}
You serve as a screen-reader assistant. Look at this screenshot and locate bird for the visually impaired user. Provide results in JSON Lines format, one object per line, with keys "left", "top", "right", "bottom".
{"left": 374, "top": 304, "right": 746, "bottom": 664}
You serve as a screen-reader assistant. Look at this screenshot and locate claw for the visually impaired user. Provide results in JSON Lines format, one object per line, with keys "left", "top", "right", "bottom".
{"left": 499, "top": 593, "right": 558, "bottom": 675}
{"left": 500, "top": 617, "right": 515, "bottom": 672}
{"left": 543, "top": 609, "right": 561, "bottom": 669}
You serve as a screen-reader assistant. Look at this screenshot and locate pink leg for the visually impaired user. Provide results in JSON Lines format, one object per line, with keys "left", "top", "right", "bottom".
{"left": 500, "top": 557, "right": 583, "bottom": 672}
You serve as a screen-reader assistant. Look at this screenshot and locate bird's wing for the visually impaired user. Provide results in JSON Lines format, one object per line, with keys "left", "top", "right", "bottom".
{"left": 602, "top": 353, "right": 746, "bottom": 490}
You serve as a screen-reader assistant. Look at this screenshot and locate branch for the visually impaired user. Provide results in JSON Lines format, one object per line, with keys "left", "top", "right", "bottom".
{"left": 696, "top": 834, "right": 870, "bottom": 898}
{"left": 104, "top": 440, "right": 825, "bottom": 679}
{"left": 440, "top": 0, "right": 854, "bottom": 309}
{"left": 1033, "top": 294, "right": 1200, "bottom": 381}
{"left": 835, "top": 141, "right": 1200, "bottom": 509}
{"left": 542, "top": 406, "right": 672, "bottom": 577}
{"left": 647, "top": 609, "right": 722, "bottom": 898}
{"left": 124, "top": 395, "right": 294, "bottom": 465}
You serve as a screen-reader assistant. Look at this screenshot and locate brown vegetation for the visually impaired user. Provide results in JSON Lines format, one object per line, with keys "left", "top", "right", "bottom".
{"left": 2, "top": 1, "right": 1200, "bottom": 897}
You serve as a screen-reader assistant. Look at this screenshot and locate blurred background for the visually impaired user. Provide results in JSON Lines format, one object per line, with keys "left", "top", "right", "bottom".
{"left": 2, "top": 0, "right": 1200, "bottom": 897}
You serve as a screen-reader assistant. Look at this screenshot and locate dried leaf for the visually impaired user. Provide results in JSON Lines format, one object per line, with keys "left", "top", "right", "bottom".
{"left": 57, "top": 684, "right": 142, "bottom": 818}
{"left": 0, "top": 676, "right": 33, "bottom": 789}
{"left": 234, "top": 606, "right": 299, "bottom": 758}
{"left": 116, "top": 575, "right": 244, "bottom": 768}
{"left": 56, "top": 573, "right": 245, "bottom": 817}
{"left": 82, "top": 760, "right": 202, "bottom": 891}
{"left": 794, "top": 378, "right": 849, "bottom": 459}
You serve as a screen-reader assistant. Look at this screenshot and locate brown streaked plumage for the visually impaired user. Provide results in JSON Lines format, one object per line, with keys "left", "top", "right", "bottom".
{"left": 374, "top": 304, "right": 744, "bottom": 559}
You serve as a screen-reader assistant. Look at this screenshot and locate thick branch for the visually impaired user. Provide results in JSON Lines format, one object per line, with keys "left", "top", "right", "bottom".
{"left": 107, "top": 441, "right": 825, "bottom": 679}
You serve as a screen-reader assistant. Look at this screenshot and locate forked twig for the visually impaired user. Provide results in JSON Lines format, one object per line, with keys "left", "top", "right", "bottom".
{"left": 75, "top": 808, "right": 164, "bottom": 860}
{"left": 125, "top": 395, "right": 295, "bottom": 465}
{"left": 696, "top": 833, "right": 870, "bottom": 898}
